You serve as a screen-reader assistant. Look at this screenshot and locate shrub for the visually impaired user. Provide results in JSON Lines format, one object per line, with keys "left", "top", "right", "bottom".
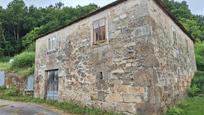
{"left": 4, "top": 87, "right": 19, "bottom": 96}
{"left": 11, "top": 52, "right": 35, "bottom": 69}
{"left": 190, "top": 71, "right": 204, "bottom": 95}
{"left": 26, "top": 43, "right": 35, "bottom": 52}
{"left": 187, "top": 85, "right": 201, "bottom": 97}
{"left": 0, "top": 86, "right": 6, "bottom": 90}
{"left": 195, "top": 42, "right": 204, "bottom": 71}
{"left": 166, "top": 106, "right": 184, "bottom": 115}
{"left": 0, "top": 56, "right": 11, "bottom": 62}
{"left": 17, "top": 66, "right": 34, "bottom": 78}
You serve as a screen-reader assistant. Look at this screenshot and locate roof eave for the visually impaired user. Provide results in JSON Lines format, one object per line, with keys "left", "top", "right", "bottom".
{"left": 35, "top": 0, "right": 194, "bottom": 42}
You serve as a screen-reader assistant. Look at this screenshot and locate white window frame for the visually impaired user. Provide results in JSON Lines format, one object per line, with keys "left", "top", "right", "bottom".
{"left": 48, "top": 36, "right": 58, "bottom": 51}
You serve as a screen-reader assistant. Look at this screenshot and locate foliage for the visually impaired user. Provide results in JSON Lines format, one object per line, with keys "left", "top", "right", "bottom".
{"left": 16, "top": 66, "right": 34, "bottom": 79}
{"left": 0, "top": 62, "right": 10, "bottom": 71}
{"left": 22, "top": 27, "right": 39, "bottom": 50}
{"left": 190, "top": 71, "right": 204, "bottom": 94}
{"left": 4, "top": 87, "right": 19, "bottom": 96}
{"left": 11, "top": 51, "right": 35, "bottom": 68}
{"left": 0, "top": 56, "right": 11, "bottom": 62}
{"left": 195, "top": 42, "right": 204, "bottom": 71}
{"left": 166, "top": 106, "right": 184, "bottom": 115}
{"left": 0, "top": 0, "right": 98, "bottom": 56}
{"left": 187, "top": 85, "right": 201, "bottom": 97}
{"left": 0, "top": 88, "right": 120, "bottom": 115}
{"left": 166, "top": 97, "right": 204, "bottom": 115}
{"left": 162, "top": 0, "right": 204, "bottom": 41}
{"left": 166, "top": 72, "right": 204, "bottom": 115}
{"left": 0, "top": 86, "right": 6, "bottom": 90}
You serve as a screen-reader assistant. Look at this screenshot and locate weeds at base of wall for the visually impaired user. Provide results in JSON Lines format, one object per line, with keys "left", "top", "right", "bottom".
{"left": 0, "top": 86, "right": 120, "bottom": 115}
{"left": 166, "top": 71, "right": 204, "bottom": 115}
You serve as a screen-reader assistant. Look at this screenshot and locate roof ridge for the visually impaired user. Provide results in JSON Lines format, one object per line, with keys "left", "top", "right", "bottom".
{"left": 35, "top": 0, "right": 194, "bottom": 42}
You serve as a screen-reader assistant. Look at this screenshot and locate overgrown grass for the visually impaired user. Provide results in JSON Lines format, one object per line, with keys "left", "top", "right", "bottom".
{"left": 166, "top": 71, "right": 204, "bottom": 115}
{"left": 166, "top": 97, "right": 204, "bottom": 115}
{"left": 0, "top": 62, "right": 10, "bottom": 71}
{"left": 195, "top": 42, "right": 204, "bottom": 71}
{"left": 0, "top": 51, "right": 35, "bottom": 78}
{"left": 0, "top": 87, "right": 120, "bottom": 115}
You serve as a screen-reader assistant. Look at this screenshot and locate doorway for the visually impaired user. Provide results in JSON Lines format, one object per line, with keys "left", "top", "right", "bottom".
{"left": 47, "top": 70, "right": 58, "bottom": 100}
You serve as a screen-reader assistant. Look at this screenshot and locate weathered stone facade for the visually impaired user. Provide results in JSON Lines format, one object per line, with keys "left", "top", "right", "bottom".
{"left": 5, "top": 72, "right": 26, "bottom": 91}
{"left": 34, "top": 0, "right": 197, "bottom": 114}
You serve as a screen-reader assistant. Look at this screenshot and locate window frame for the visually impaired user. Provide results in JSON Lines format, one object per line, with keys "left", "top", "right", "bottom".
{"left": 92, "top": 17, "right": 108, "bottom": 45}
{"left": 48, "top": 36, "right": 58, "bottom": 52}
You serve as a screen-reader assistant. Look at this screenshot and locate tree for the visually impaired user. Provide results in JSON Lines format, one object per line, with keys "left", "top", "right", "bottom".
{"left": 162, "top": 0, "right": 204, "bottom": 41}
{"left": 0, "top": 0, "right": 98, "bottom": 56}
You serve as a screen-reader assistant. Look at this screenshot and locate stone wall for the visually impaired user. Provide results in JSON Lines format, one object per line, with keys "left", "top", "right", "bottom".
{"left": 5, "top": 72, "right": 26, "bottom": 91}
{"left": 145, "top": 0, "right": 197, "bottom": 114}
{"left": 34, "top": 0, "right": 197, "bottom": 114}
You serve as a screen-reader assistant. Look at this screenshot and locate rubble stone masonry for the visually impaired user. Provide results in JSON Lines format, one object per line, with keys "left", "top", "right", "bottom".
{"left": 35, "top": 0, "right": 197, "bottom": 114}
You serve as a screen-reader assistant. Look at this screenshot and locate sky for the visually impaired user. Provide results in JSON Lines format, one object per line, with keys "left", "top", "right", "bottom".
{"left": 0, "top": 0, "right": 203, "bottom": 15}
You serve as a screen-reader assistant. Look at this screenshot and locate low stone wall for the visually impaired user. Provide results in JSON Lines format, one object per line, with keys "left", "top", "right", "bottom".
{"left": 5, "top": 72, "right": 26, "bottom": 91}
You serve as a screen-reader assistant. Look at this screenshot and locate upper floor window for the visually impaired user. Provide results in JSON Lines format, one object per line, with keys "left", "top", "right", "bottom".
{"left": 48, "top": 37, "right": 58, "bottom": 51}
{"left": 93, "top": 17, "right": 107, "bottom": 45}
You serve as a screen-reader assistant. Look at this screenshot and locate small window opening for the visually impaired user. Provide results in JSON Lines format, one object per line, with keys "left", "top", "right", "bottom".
{"left": 99, "top": 72, "right": 103, "bottom": 80}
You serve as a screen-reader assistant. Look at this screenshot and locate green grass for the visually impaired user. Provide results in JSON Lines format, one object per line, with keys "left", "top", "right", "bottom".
{"left": 166, "top": 71, "right": 204, "bottom": 115}
{"left": 0, "top": 52, "right": 34, "bottom": 78}
{"left": 0, "top": 62, "right": 10, "bottom": 71}
{"left": 166, "top": 96, "right": 204, "bottom": 115}
{"left": 0, "top": 87, "right": 120, "bottom": 115}
{"left": 195, "top": 42, "right": 204, "bottom": 71}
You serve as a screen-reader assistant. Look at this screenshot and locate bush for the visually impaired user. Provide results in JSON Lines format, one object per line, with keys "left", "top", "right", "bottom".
{"left": 11, "top": 52, "right": 35, "bottom": 68}
{"left": 166, "top": 106, "right": 184, "bottom": 115}
{"left": 17, "top": 66, "right": 34, "bottom": 78}
{"left": 0, "top": 86, "right": 6, "bottom": 90}
{"left": 195, "top": 42, "right": 204, "bottom": 71}
{"left": 4, "top": 87, "right": 19, "bottom": 96}
{"left": 0, "top": 56, "right": 11, "bottom": 62}
{"left": 187, "top": 85, "right": 201, "bottom": 97}
{"left": 190, "top": 71, "right": 204, "bottom": 95}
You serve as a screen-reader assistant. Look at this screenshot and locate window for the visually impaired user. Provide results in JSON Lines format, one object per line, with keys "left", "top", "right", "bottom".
{"left": 93, "top": 18, "right": 107, "bottom": 44}
{"left": 48, "top": 37, "right": 58, "bottom": 51}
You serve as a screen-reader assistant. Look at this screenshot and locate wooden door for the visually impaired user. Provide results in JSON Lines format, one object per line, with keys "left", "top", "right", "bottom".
{"left": 47, "top": 70, "right": 58, "bottom": 100}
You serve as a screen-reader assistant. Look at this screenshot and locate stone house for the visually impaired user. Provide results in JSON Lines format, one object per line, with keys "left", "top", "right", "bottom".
{"left": 34, "top": 0, "right": 197, "bottom": 114}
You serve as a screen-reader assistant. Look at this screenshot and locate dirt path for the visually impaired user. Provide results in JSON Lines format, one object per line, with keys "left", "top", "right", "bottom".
{"left": 0, "top": 99, "right": 71, "bottom": 115}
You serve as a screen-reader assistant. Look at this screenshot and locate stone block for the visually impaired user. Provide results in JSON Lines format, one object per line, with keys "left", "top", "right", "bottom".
{"left": 111, "top": 68, "right": 125, "bottom": 74}
{"left": 128, "top": 87, "right": 145, "bottom": 94}
{"left": 106, "top": 94, "right": 123, "bottom": 102}
{"left": 123, "top": 94, "right": 142, "bottom": 103}
{"left": 116, "top": 103, "right": 136, "bottom": 113}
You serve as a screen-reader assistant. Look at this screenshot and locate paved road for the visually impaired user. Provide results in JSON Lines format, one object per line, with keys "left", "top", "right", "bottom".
{"left": 0, "top": 99, "right": 67, "bottom": 115}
